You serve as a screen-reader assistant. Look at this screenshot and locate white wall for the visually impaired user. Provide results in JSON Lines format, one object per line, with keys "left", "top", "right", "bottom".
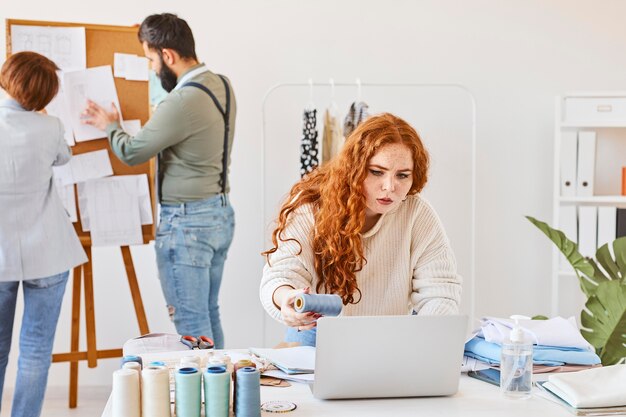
{"left": 2, "top": 0, "right": 626, "bottom": 391}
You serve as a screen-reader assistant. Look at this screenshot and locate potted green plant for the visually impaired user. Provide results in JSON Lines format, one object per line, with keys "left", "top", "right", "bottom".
{"left": 526, "top": 216, "right": 626, "bottom": 365}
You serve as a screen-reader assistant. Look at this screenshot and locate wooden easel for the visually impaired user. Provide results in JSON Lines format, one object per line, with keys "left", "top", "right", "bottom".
{"left": 6, "top": 19, "right": 156, "bottom": 408}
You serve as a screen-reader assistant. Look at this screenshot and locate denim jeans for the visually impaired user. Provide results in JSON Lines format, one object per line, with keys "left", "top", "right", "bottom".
{"left": 155, "top": 194, "right": 235, "bottom": 349}
{"left": 0, "top": 271, "right": 69, "bottom": 417}
{"left": 285, "top": 327, "right": 317, "bottom": 347}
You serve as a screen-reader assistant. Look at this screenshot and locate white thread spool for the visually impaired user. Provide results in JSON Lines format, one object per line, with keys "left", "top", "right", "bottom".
{"left": 112, "top": 368, "right": 140, "bottom": 417}
{"left": 142, "top": 366, "right": 171, "bottom": 417}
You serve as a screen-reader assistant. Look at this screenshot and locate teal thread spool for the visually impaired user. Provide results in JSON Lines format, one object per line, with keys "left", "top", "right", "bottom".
{"left": 204, "top": 366, "right": 230, "bottom": 417}
{"left": 175, "top": 367, "right": 201, "bottom": 417}
{"left": 235, "top": 367, "right": 260, "bottom": 417}
{"left": 294, "top": 293, "right": 342, "bottom": 316}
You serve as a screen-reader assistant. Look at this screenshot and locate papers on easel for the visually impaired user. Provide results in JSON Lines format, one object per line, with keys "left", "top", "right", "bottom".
{"left": 52, "top": 174, "right": 77, "bottom": 223}
{"left": 63, "top": 65, "right": 122, "bottom": 142}
{"left": 45, "top": 72, "right": 75, "bottom": 146}
{"left": 249, "top": 346, "right": 315, "bottom": 375}
{"left": 52, "top": 149, "right": 113, "bottom": 185}
{"left": 77, "top": 175, "right": 152, "bottom": 247}
{"left": 10, "top": 25, "right": 86, "bottom": 72}
{"left": 114, "top": 53, "right": 149, "bottom": 81}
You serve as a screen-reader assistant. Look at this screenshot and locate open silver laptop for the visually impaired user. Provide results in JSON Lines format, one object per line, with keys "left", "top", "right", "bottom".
{"left": 312, "top": 315, "right": 468, "bottom": 399}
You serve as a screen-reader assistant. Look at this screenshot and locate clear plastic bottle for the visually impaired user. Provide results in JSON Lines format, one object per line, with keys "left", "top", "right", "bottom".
{"left": 500, "top": 315, "right": 533, "bottom": 399}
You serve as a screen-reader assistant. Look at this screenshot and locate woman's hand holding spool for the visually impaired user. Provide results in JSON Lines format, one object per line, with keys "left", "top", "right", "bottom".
{"left": 273, "top": 286, "right": 320, "bottom": 331}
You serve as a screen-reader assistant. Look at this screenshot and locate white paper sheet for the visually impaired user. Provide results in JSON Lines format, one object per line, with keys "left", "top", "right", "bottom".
{"left": 77, "top": 174, "right": 153, "bottom": 232}
{"left": 85, "top": 177, "right": 143, "bottom": 247}
{"left": 45, "top": 71, "right": 75, "bottom": 146}
{"left": 11, "top": 25, "right": 86, "bottom": 72}
{"left": 54, "top": 149, "right": 113, "bottom": 185}
{"left": 114, "top": 53, "right": 149, "bottom": 81}
{"left": 52, "top": 175, "right": 77, "bottom": 222}
{"left": 125, "top": 56, "right": 149, "bottom": 81}
{"left": 64, "top": 65, "right": 122, "bottom": 142}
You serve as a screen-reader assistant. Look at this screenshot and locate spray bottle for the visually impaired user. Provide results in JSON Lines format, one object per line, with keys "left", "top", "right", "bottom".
{"left": 500, "top": 315, "right": 532, "bottom": 399}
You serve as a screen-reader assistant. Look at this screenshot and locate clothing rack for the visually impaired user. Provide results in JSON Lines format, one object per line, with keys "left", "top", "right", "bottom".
{"left": 261, "top": 81, "right": 477, "bottom": 343}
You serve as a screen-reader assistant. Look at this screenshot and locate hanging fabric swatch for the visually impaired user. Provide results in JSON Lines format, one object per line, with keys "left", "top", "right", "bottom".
{"left": 300, "top": 109, "right": 319, "bottom": 177}
{"left": 322, "top": 109, "right": 344, "bottom": 164}
{"left": 343, "top": 101, "right": 370, "bottom": 138}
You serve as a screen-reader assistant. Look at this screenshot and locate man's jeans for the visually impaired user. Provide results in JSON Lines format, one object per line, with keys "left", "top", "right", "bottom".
{"left": 156, "top": 195, "right": 235, "bottom": 349}
{"left": 0, "top": 271, "right": 69, "bottom": 417}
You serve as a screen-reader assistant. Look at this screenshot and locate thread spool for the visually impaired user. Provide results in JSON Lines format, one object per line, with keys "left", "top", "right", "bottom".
{"left": 112, "top": 368, "right": 140, "bottom": 417}
{"left": 233, "top": 360, "right": 256, "bottom": 414}
{"left": 121, "top": 355, "right": 143, "bottom": 369}
{"left": 204, "top": 366, "right": 230, "bottom": 417}
{"left": 235, "top": 367, "right": 261, "bottom": 417}
{"left": 142, "top": 366, "right": 171, "bottom": 417}
{"left": 149, "top": 361, "right": 166, "bottom": 367}
{"left": 294, "top": 293, "right": 342, "bottom": 316}
{"left": 175, "top": 367, "right": 202, "bottom": 417}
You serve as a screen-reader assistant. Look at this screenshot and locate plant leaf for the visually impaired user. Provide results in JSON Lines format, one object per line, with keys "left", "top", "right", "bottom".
{"left": 580, "top": 281, "right": 626, "bottom": 366}
{"left": 526, "top": 216, "right": 599, "bottom": 296}
{"left": 596, "top": 243, "right": 620, "bottom": 280}
{"left": 613, "top": 238, "right": 626, "bottom": 285}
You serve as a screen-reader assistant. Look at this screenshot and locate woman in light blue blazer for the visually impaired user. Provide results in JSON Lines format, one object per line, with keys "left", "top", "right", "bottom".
{"left": 0, "top": 52, "right": 86, "bottom": 417}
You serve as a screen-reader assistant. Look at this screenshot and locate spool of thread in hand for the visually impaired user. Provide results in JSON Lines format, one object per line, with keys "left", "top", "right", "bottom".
{"left": 175, "top": 367, "right": 201, "bottom": 417}
{"left": 112, "top": 368, "right": 140, "bottom": 417}
{"left": 294, "top": 293, "right": 342, "bottom": 316}
{"left": 235, "top": 367, "right": 261, "bottom": 417}
{"left": 233, "top": 360, "right": 256, "bottom": 414}
{"left": 142, "top": 366, "right": 171, "bottom": 417}
{"left": 204, "top": 366, "right": 230, "bottom": 417}
{"left": 121, "top": 355, "right": 143, "bottom": 369}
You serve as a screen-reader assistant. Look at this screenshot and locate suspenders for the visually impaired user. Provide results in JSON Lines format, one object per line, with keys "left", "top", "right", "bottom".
{"left": 182, "top": 75, "right": 232, "bottom": 195}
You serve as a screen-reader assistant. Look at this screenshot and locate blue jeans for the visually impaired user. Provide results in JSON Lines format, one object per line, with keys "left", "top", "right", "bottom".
{"left": 285, "top": 327, "right": 317, "bottom": 347}
{"left": 155, "top": 195, "right": 234, "bottom": 349}
{"left": 0, "top": 271, "right": 69, "bottom": 417}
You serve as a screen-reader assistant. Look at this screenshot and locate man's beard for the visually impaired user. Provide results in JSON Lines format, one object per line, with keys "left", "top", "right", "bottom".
{"left": 158, "top": 58, "right": 178, "bottom": 92}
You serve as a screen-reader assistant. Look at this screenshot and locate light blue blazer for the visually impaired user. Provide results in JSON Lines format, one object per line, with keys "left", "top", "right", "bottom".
{"left": 0, "top": 98, "right": 86, "bottom": 281}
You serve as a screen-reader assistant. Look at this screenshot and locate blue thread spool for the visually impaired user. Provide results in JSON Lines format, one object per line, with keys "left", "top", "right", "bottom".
{"left": 204, "top": 366, "right": 230, "bottom": 417}
{"left": 235, "top": 367, "right": 260, "bottom": 417}
{"left": 175, "top": 367, "right": 201, "bottom": 417}
{"left": 149, "top": 361, "right": 166, "bottom": 367}
{"left": 294, "top": 293, "right": 342, "bottom": 316}
{"left": 121, "top": 355, "right": 143, "bottom": 369}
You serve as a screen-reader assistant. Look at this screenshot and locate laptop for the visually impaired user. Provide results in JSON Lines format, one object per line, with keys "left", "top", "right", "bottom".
{"left": 311, "top": 315, "right": 468, "bottom": 399}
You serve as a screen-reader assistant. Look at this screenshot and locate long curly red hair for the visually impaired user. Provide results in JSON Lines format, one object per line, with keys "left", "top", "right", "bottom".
{"left": 263, "top": 113, "right": 429, "bottom": 304}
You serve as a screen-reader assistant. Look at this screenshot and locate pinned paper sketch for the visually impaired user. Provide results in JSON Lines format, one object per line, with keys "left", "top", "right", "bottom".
{"left": 77, "top": 174, "right": 153, "bottom": 232}
{"left": 114, "top": 53, "right": 149, "bottom": 81}
{"left": 63, "top": 65, "right": 122, "bottom": 142}
{"left": 52, "top": 175, "right": 77, "bottom": 222}
{"left": 53, "top": 149, "right": 113, "bottom": 185}
{"left": 45, "top": 71, "right": 75, "bottom": 146}
{"left": 83, "top": 177, "right": 143, "bottom": 247}
{"left": 11, "top": 25, "right": 86, "bottom": 72}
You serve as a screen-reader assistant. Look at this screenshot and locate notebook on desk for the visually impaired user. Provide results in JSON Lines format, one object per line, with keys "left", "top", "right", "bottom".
{"left": 312, "top": 315, "right": 468, "bottom": 399}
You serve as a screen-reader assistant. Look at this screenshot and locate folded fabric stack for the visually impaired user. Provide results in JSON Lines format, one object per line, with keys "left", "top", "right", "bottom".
{"left": 536, "top": 365, "right": 626, "bottom": 414}
{"left": 464, "top": 317, "right": 601, "bottom": 372}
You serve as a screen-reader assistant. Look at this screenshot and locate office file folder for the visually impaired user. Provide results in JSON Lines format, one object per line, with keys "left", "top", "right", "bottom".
{"left": 578, "top": 206, "right": 597, "bottom": 257}
{"left": 559, "top": 206, "right": 578, "bottom": 271}
{"left": 597, "top": 207, "right": 617, "bottom": 248}
{"left": 576, "top": 132, "right": 596, "bottom": 197}
{"left": 560, "top": 131, "right": 578, "bottom": 197}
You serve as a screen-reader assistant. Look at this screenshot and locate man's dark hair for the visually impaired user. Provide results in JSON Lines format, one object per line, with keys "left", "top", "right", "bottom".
{"left": 138, "top": 13, "right": 197, "bottom": 60}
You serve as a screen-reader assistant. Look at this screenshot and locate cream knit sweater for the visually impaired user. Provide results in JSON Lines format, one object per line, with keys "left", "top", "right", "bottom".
{"left": 260, "top": 194, "right": 462, "bottom": 322}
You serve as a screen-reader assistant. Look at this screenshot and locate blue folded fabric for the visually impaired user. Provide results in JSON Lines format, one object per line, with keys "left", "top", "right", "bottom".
{"left": 464, "top": 337, "right": 601, "bottom": 366}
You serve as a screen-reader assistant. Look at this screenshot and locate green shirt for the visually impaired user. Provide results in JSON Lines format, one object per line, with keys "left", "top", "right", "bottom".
{"left": 106, "top": 64, "right": 236, "bottom": 204}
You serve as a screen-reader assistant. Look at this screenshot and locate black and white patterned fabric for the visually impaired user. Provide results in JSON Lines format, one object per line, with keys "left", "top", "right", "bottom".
{"left": 300, "top": 109, "right": 319, "bottom": 177}
{"left": 343, "top": 101, "right": 370, "bottom": 138}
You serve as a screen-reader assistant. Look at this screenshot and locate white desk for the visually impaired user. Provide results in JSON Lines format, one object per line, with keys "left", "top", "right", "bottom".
{"left": 101, "top": 374, "right": 572, "bottom": 417}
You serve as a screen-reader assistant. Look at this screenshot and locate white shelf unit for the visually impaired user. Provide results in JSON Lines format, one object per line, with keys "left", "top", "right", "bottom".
{"left": 552, "top": 92, "right": 626, "bottom": 317}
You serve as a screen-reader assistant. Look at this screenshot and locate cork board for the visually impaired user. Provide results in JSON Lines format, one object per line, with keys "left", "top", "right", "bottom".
{"left": 5, "top": 19, "right": 156, "bottom": 245}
